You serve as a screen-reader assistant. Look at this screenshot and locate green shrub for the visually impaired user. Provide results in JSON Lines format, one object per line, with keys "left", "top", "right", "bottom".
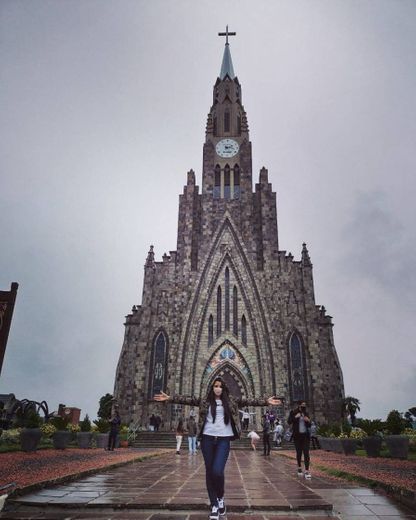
{"left": 317, "top": 424, "right": 331, "bottom": 436}
{"left": 79, "top": 414, "right": 92, "bottom": 432}
{"left": 51, "top": 415, "right": 70, "bottom": 430}
{"left": 350, "top": 427, "right": 366, "bottom": 439}
{"left": 40, "top": 423, "right": 57, "bottom": 438}
{"left": 93, "top": 418, "right": 110, "bottom": 433}
{"left": 356, "top": 418, "right": 384, "bottom": 436}
{"left": 24, "top": 411, "right": 42, "bottom": 428}
{"left": 341, "top": 420, "right": 352, "bottom": 436}
{"left": 330, "top": 423, "right": 341, "bottom": 437}
{"left": 0, "top": 428, "right": 22, "bottom": 444}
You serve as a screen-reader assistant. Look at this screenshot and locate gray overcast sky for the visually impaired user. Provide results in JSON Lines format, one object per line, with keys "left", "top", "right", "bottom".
{"left": 1, "top": 0, "right": 415, "bottom": 421}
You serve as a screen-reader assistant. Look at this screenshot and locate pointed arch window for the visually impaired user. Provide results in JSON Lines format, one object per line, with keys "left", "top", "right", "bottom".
{"left": 237, "top": 114, "right": 241, "bottom": 135}
{"left": 224, "top": 164, "right": 231, "bottom": 200}
{"left": 216, "top": 286, "right": 222, "bottom": 336}
{"left": 213, "top": 116, "right": 217, "bottom": 136}
{"left": 241, "top": 314, "right": 247, "bottom": 345}
{"left": 288, "top": 332, "right": 308, "bottom": 402}
{"left": 225, "top": 267, "right": 230, "bottom": 330}
{"left": 233, "top": 164, "right": 240, "bottom": 199}
{"left": 208, "top": 314, "right": 214, "bottom": 347}
{"left": 224, "top": 110, "right": 230, "bottom": 133}
{"left": 214, "top": 164, "right": 221, "bottom": 199}
{"left": 148, "top": 331, "right": 167, "bottom": 398}
{"left": 233, "top": 286, "right": 238, "bottom": 336}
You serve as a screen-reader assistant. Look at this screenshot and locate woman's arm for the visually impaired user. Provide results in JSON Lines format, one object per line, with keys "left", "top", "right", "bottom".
{"left": 239, "top": 396, "right": 284, "bottom": 407}
{"left": 153, "top": 392, "right": 200, "bottom": 407}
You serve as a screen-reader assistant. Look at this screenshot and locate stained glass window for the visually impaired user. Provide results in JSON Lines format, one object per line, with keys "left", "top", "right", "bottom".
{"left": 224, "top": 110, "right": 230, "bottom": 133}
{"left": 208, "top": 314, "right": 213, "bottom": 347}
{"left": 289, "top": 333, "right": 307, "bottom": 402}
{"left": 233, "top": 286, "right": 238, "bottom": 336}
{"left": 214, "top": 165, "right": 221, "bottom": 199}
{"left": 233, "top": 164, "right": 240, "bottom": 200}
{"left": 224, "top": 164, "right": 231, "bottom": 200}
{"left": 241, "top": 314, "right": 247, "bottom": 345}
{"left": 149, "top": 332, "right": 166, "bottom": 397}
{"left": 225, "top": 268, "right": 230, "bottom": 330}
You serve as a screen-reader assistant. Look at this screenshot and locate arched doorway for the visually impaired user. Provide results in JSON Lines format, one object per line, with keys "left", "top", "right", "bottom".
{"left": 205, "top": 362, "right": 248, "bottom": 402}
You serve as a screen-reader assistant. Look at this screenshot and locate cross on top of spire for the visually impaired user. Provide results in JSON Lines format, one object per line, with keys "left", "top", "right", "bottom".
{"left": 218, "top": 25, "right": 236, "bottom": 45}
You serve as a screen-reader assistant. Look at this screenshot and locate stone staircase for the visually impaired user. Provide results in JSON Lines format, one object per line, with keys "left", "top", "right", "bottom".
{"left": 130, "top": 431, "right": 293, "bottom": 450}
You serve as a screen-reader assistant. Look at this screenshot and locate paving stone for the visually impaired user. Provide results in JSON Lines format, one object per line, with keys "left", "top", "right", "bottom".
{"left": 2, "top": 451, "right": 412, "bottom": 519}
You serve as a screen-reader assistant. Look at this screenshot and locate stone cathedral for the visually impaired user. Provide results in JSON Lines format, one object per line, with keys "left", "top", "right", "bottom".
{"left": 114, "top": 31, "right": 344, "bottom": 429}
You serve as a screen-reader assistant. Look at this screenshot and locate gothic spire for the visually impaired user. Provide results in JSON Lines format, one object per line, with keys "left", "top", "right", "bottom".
{"left": 218, "top": 25, "right": 236, "bottom": 79}
{"left": 301, "top": 243, "right": 312, "bottom": 267}
{"left": 145, "top": 245, "right": 155, "bottom": 268}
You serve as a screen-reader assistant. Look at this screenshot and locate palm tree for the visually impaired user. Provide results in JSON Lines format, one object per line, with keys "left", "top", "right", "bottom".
{"left": 343, "top": 396, "right": 361, "bottom": 426}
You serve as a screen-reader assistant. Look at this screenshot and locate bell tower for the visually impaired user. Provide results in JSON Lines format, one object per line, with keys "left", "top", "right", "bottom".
{"left": 202, "top": 26, "right": 252, "bottom": 201}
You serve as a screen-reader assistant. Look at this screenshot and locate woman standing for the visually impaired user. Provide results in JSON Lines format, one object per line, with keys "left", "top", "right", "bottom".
{"left": 155, "top": 377, "right": 282, "bottom": 520}
{"left": 175, "top": 419, "right": 184, "bottom": 454}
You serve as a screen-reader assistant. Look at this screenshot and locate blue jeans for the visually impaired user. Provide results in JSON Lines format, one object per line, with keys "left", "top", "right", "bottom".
{"left": 200, "top": 435, "right": 231, "bottom": 506}
{"left": 188, "top": 435, "right": 197, "bottom": 453}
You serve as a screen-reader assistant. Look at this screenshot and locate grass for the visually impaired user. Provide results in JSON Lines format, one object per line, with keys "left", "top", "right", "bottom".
{"left": 355, "top": 448, "right": 416, "bottom": 461}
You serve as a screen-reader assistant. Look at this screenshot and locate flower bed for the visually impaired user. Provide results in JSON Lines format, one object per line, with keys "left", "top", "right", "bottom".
{"left": 0, "top": 448, "right": 169, "bottom": 492}
{"left": 275, "top": 449, "right": 416, "bottom": 493}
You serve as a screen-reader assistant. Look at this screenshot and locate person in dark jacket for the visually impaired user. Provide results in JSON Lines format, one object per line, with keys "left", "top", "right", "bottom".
{"left": 288, "top": 400, "right": 311, "bottom": 479}
{"left": 107, "top": 409, "right": 121, "bottom": 451}
{"left": 262, "top": 415, "right": 272, "bottom": 456}
{"left": 155, "top": 377, "right": 282, "bottom": 520}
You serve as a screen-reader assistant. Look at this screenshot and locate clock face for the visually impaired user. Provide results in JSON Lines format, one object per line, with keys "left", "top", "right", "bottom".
{"left": 215, "top": 139, "right": 239, "bottom": 158}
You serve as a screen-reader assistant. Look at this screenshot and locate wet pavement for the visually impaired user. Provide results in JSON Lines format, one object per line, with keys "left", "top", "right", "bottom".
{"left": 2, "top": 451, "right": 415, "bottom": 519}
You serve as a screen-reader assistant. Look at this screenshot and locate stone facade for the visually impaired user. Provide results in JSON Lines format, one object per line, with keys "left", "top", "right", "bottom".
{"left": 114, "top": 42, "right": 344, "bottom": 429}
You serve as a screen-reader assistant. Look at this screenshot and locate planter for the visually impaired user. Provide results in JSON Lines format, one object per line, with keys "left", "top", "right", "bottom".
{"left": 20, "top": 428, "right": 42, "bottom": 452}
{"left": 53, "top": 430, "right": 72, "bottom": 450}
{"left": 77, "top": 431, "right": 93, "bottom": 449}
{"left": 362, "top": 435, "right": 382, "bottom": 457}
{"left": 385, "top": 435, "right": 409, "bottom": 459}
{"left": 319, "top": 437, "right": 331, "bottom": 451}
{"left": 120, "top": 439, "right": 129, "bottom": 448}
{"left": 95, "top": 432, "right": 109, "bottom": 448}
{"left": 341, "top": 438, "right": 357, "bottom": 455}
{"left": 327, "top": 438, "right": 343, "bottom": 453}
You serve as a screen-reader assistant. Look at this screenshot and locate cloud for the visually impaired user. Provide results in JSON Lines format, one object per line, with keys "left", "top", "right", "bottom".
{"left": 340, "top": 190, "right": 416, "bottom": 309}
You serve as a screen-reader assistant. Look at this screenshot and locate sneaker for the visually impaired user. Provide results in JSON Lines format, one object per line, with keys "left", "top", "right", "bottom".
{"left": 209, "top": 504, "right": 219, "bottom": 520}
{"left": 218, "top": 497, "right": 226, "bottom": 516}
{"left": 297, "top": 468, "right": 303, "bottom": 477}
{"left": 304, "top": 471, "right": 312, "bottom": 479}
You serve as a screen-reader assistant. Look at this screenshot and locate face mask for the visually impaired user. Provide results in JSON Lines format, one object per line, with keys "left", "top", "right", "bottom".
{"left": 300, "top": 406, "right": 306, "bottom": 412}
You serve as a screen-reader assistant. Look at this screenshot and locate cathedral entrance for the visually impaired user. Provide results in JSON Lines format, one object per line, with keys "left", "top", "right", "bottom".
{"left": 206, "top": 363, "right": 246, "bottom": 402}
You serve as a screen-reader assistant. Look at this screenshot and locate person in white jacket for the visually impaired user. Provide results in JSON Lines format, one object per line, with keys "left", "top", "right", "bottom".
{"left": 273, "top": 420, "right": 284, "bottom": 447}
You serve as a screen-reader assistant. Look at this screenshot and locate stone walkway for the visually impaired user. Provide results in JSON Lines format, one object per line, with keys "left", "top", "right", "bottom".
{"left": 2, "top": 451, "right": 415, "bottom": 519}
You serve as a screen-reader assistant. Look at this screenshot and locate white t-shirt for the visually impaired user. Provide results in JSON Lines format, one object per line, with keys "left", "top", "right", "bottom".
{"left": 203, "top": 399, "right": 234, "bottom": 437}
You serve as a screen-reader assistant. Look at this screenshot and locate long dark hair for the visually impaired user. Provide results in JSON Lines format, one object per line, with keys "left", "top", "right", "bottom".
{"left": 206, "top": 376, "right": 231, "bottom": 425}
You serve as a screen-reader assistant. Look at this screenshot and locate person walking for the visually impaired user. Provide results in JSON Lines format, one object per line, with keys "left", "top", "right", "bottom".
{"left": 262, "top": 415, "right": 271, "bottom": 455}
{"left": 310, "top": 420, "right": 320, "bottom": 449}
{"left": 149, "top": 414, "right": 156, "bottom": 432}
{"left": 176, "top": 419, "right": 184, "bottom": 454}
{"left": 107, "top": 409, "right": 121, "bottom": 451}
{"left": 187, "top": 415, "right": 197, "bottom": 454}
{"left": 239, "top": 407, "right": 255, "bottom": 431}
{"left": 273, "top": 420, "right": 284, "bottom": 447}
{"left": 288, "top": 400, "right": 312, "bottom": 479}
{"left": 155, "top": 377, "right": 282, "bottom": 520}
{"left": 247, "top": 429, "right": 260, "bottom": 450}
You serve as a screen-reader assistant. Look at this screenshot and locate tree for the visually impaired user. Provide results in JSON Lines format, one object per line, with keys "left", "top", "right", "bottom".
{"left": 79, "top": 414, "right": 92, "bottom": 432}
{"left": 97, "top": 393, "right": 113, "bottom": 420}
{"left": 342, "top": 396, "right": 361, "bottom": 426}
{"left": 386, "top": 409, "right": 405, "bottom": 435}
